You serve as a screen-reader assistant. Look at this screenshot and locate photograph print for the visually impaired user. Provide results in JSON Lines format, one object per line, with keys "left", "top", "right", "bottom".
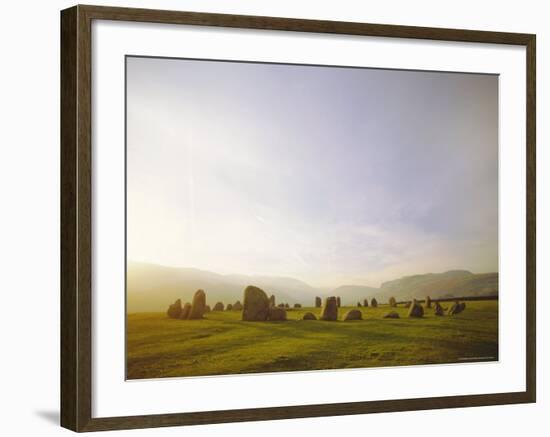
{"left": 125, "top": 56, "right": 498, "bottom": 380}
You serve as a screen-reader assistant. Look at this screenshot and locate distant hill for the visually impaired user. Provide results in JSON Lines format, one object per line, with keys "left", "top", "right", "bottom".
{"left": 376, "top": 270, "right": 498, "bottom": 302}
{"left": 127, "top": 262, "right": 321, "bottom": 312}
{"left": 127, "top": 262, "right": 498, "bottom": 312}
{"left": 330, "top": 285, "right": 380, "bottom": 306}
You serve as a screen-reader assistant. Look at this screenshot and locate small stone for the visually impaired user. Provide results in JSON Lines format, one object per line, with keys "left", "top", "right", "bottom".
{"left": 425, "top": 296, "right": 432, "bottom": 308}
{"left": 268, "top": 307, "right": 287, "bottom": 321}
{"left": 179, "top": 302, "right": 191, "bottom": 319}
{"left": 343, "top": 309, "right": 363, "bottom": 321}
{"left": 448, "top": 301, "right": 466, "bottom": 315}
{"left": 407, "top": 299, "right": 424, "bottom": 318}
{"left": 167, "top": 299, "right": 182, "bottom": 319}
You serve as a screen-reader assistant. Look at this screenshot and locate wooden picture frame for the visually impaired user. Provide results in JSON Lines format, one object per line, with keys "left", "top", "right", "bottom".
{"left": 61, "top": 4, "right": 536, "bottom": 432}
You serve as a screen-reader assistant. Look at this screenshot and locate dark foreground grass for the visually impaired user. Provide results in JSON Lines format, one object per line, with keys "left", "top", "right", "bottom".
{"left": 126, "top": 300, "right": 498, "bottom": 379}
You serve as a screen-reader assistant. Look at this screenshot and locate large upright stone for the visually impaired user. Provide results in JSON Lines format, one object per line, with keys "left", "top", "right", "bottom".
{"left": 226, "top": 303, "right": 233, "bottom": 311}
{"left": 407, "top": 299, "right": 424, "bottom": 318}
{"left": 388, "top": 297, "right": 397, "bottom": 307}
{"left": 320, "top": 296, "right": 338, "bottom": 321}
{"left": 371, "top": 298, "right": 378, "bottom": 308}
{"left": 294, "top": 303, "right": 302, "bottom": 308}
{"left": 213, "top": 302, "right": 224, "bottom": 311}
{"left": 269, "top": 295, "right": 276, "bottom": 307}
{"left": 187, "top": 289, "right": 206, "bottom": 319}
{"left": 336, "top": 296, "right": 341, "bottom": 307}
{"left": 303, "top": 312, "right": 317, "bottom": 320}
{"left": 167, "top": 299, "right": 183, "bottom": 319}
{"left": 363, "top": 299, "right": 369, "bottom": 307}
{"left": 233, "top": 300, "right": 243, "bottom": 310}
{"left": 242, "top": 285, "right": 270, "bottom": 321}
{"left": 315, "top": 296, "right": 322, "bottom": 308}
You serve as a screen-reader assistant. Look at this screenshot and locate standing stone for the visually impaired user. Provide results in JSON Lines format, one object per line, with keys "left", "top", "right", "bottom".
{"left": 268, "top": 307, "right": 287, "bottom": 321}
{"left": 315, "top": 296, "right": 322, "bottom": 308}
{"left": 383, "top": 311, "right": 400, "bottom": 319}
{"left": 320, "top": 296, "right": 338, "bottom": 321}
{"left": 434, "top": 302, "right": 445, "bottom": 316}
{"left": 336, "top": 297, "right": 341, "bottom": 307}
{"left": 357, "top": 302, "right": 362, "bottom": 307}
{"left": 371, "top": 298, "right": 378, "bottom": 308}
{"left": 226, "top": 303, "right": 233, "bottom": 311}
{"left": 167, "top": 299, "right": 183, "bottom": 319}
{"left": 285, "top": 303, "right": 290, "bottom": 309}
{"left": 233, "top": 300, "right": 243, "bottom": 310}
{"left": 269, "top": 295, "right": 276, "bottom": 307}
{"left": 388, "top": 297, "right": 397, "bottom": 307}
{"left": 294, "top": 303, "right": 302, "bottom": 308}
{"left": 188, "top": 289, "right": 206, "bottom": 319}
{"left": 343, "top": 309, "right": 363, "bottom": 321}
{"left": 425, "top": 296, "right": 432, "bottom": 308}
{"left": 448, "top": 301, "right": 466, "bottom": 315}
{"left": 363, "top": 299, "right": 369, "bottom": 307}
{"left": 303, "top": 312, "right": 317, "bottom": 320}
{"left": 213, "top": 302, "right": 224, "bottom": 311}
{"left": 407, "top": 299, "right": 424, "bottom": 318}
{"left": 179, "top": 302, "right": 192, "bottom": 319}
{"left": 242, "top": 285, "right": 270, "bottom": 321}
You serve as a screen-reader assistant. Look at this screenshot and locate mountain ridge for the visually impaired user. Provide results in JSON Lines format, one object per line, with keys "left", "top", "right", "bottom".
{"left": 127, "top": 262, "right": 498, "bottom": 312}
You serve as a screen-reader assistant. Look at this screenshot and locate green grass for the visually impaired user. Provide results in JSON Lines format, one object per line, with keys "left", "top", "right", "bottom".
{"left": 126, "top": 300, "right": 498, "bottom": 379}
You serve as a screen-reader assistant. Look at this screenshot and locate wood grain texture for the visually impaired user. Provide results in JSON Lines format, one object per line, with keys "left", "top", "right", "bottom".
{"left": 60, "top": 4, "right": 536, "bottom": 432}
{"left": 60, "top": 5, "right": 78, "bottom": 431}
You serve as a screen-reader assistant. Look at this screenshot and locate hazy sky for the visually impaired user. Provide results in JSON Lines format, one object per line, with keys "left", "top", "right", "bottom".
{"left": 126, "top": 56, "right": 498, "bottom": 288}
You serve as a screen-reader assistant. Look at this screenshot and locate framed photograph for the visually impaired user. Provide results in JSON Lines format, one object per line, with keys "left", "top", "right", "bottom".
{"left": 60, "top": 5, "right": 536, "bottom": 432}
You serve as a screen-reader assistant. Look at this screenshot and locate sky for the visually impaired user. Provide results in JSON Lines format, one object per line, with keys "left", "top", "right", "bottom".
{"left": 126, "top": 56, "right": 498, "bottom": 288}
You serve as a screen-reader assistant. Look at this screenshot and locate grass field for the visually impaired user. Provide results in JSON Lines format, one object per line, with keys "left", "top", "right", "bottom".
{"left": 126, "top": 300, "right": 498, "bottom": 379}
